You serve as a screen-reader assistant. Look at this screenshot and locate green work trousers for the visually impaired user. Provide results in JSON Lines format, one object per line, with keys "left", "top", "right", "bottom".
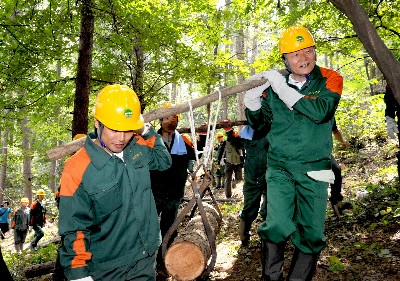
{"left": 154, "top": 197, "right": 181, "bottom": 241}
{"left": 258, "top": 165, "right": 328, "bottom": 254}
{"left": 31, "top": 225, "right": 44, "bottom": 247}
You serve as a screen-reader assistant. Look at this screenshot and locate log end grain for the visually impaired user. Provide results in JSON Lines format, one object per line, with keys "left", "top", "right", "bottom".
{"left": 164, "top": 241, "right": 205, "bottom": 281}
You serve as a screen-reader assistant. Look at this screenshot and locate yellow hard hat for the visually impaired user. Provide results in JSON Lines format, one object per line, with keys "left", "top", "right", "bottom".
{"left": 93, "top": 84, "right": 144, "bottom": 131}
{"left": 279, "top": 26, "right": 315, "bottom": 55}
{"left": 21, "top": 197, "right": 29, "bottom": 204}
{"left": 216, "top": 132, "right": 224, "bottom": 138}
{"left": 73, "top": 134, "right": 86, "bottom": 141}
{"left": 36, "top": 189, "right": 46, "bottom": 196}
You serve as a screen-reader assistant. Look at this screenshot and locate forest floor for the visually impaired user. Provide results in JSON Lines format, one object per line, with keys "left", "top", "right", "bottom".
{"left": 1, "top": 139, "right": 400, "bottom": 281}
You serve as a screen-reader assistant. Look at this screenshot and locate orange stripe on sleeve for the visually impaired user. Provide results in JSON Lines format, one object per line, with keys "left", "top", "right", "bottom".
{"left": 135, "top": 135, "right": 156, "bottom": 148}
{"left": 60, "top": 148, "right": 91, "bottom": 197}
{"left": 320, "top": 67, "right": 343, "bottom": 95}
{"left": 71, "top": 231, "right": 92, "bottom": 269}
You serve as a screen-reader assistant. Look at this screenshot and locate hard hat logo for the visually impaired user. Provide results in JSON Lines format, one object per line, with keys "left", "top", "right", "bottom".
{"left": 296, "top": 35, "right": 304, "bottom": 42}
{"left": 124, "top": 109, "right": 133, "bottom": 119}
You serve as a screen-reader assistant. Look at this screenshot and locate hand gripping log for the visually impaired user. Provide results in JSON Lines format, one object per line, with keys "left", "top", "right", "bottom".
{"left": 46, "top": 78, "right": 268, "bottom": 161}
{"left": 161, "top": 165, "right": 223, "bottom": 281}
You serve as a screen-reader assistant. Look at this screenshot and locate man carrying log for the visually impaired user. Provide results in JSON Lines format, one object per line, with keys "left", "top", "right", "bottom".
{"left": 244, "top": 26, "right": 343, "bottom": 280}
{"left": 150, "top": 104, "right": 206, "bottom": 273}
{"left": 58, "top": 84, "right": 172, "bottom": 281}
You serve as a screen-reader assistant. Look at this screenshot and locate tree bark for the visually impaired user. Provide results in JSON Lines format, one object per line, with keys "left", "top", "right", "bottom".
{"left": 72, "top": 0, "right": 94, "bottom": 138}
{"left": 21, "top": 116, "right": 32, "bottom": 201}
{"left": 25, "top": 261, "right": 55, "bottom": 278}
{"left": 164, "top": 203, "right": 221, "bottom": 281}
{"left": 328, "top": 0, "right": 400, "bottom": 102}
{"left": 0, "top": 130, "right": 8, "bottom": 203}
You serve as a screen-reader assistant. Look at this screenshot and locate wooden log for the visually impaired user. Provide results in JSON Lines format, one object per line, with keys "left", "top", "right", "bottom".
{"left": 46, "top": 78, "right": 267, "bottom": 161}
{"left": 25, "top": 261, "right": 55, "bottom": 278}
{"left": 164, "top": 203, "right": 220, "bottom": 281}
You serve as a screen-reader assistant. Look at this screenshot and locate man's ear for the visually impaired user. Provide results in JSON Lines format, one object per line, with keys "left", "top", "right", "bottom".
{"left": 94, "top": 118, "right": 100, "bottom": 129}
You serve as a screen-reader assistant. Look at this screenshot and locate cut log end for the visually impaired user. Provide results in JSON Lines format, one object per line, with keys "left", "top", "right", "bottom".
{"left": 164, "top": 241, "right": 205, "bottom": 281}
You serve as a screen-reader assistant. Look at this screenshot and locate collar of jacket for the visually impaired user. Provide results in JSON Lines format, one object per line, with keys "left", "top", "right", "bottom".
{"left": 85, "top": 132, "right": 137, "bottom": 170}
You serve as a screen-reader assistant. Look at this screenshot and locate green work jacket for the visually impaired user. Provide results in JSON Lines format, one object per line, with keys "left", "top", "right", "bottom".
{"left": 58, "top": 127, "right": 172, "bottom": 280}
{"left": 246, "top": 65, "right": 343, "bottom": 172}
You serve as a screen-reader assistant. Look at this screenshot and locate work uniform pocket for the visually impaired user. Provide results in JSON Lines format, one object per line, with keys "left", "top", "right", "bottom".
{"left": 89, "top": 180, "right": 123, "bottom": 223}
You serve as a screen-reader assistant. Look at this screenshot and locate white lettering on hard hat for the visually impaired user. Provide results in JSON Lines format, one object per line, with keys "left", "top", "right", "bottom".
{"left": 143, "top": 251, "right": 146, "bottom": 255}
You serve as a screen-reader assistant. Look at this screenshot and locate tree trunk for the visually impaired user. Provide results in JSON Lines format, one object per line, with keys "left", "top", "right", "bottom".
{"left": 236, "top": 28, "right": 245, "bottom": 122}
{"left": 0, "top": 130, "right": 8, "bottom": 203}
{"left": 164, "top": 203, "right": 221, "bottom": 281}
{"left": 72, "top": 0, "right": 94, "bottom": 138}
{"left": 131, "top": 37, "right": 145, "bottom": 110}
{"left": 329, "top": 0, "right": 400, "bottom": 103}
{"left": 21, "top": 115, "right": 32, "bottom": 201}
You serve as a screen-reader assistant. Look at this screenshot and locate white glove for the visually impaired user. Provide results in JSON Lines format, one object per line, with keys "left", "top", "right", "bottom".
{"left": 70, "top": 277, "right": 94, "bottom": 281}
{"left": 307, "top": 170, "right": 335, "bottom": 184}
{"left": 244, "top": 84, "right": 269, "bottom": 110}
{"left": 244, "top": 73, "right": 271, "bottom": 111}
{"left": 385, "top": 116, "right": 398, "bottom": 139}
{"left": 264, "top": 70, "right": 304, "bottom": 110}
{"left": 219, "top": 159, "right": 225, "bottom": 166}
{"left": 134, "top": 122, "right": 151, "bottom": 135}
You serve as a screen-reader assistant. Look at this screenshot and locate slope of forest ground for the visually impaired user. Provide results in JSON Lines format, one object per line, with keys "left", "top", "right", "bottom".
{"left": 1, "top": 138, "right": 400, "bottom": 281}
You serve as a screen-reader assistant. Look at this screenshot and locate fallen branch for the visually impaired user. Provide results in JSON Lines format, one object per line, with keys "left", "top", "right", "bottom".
{"left": 46, "top": 78, "right": 267, "bottom": 161}
{"left": 25, "top": 261, "right": 55, "bottom": 279}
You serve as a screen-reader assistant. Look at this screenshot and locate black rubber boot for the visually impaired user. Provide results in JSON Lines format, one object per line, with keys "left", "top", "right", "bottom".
{"left": 286, "top": 248, "right": 319, "bottom": 281}
{"left": 261, "top": 240, "right": 285, "bottom": 281}
{"left": 239, "top": 219, "right": 251, "bottom": 247}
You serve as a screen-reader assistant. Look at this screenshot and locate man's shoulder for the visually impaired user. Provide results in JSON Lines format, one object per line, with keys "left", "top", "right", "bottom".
{"left": 64, "top": 147, "right": 91, "bottom": 172}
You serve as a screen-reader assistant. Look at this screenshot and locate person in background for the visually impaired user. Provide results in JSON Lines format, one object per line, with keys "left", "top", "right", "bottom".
{"left": 217, "top": 120, "right": 244, "bottom": 198}
{"left": 12, "top": 197, "right": 30, "bottom": 253}
{"left": 150, "top": 106, "right": 196, "bottom": 243}
{"left": 214, "top": 132, "right": 226, "bottom": 189}
{"left": 330, "top": 119, "right": 352, "bottom": 217}
{"left": 58, "top": 84, "right": 172, "bottom": 281}
{"left": 0, "top": 201, "right": 12, "bottom": 239}
{"left": 384, "top": 82, "right": 400, "bottom": 180}
{"left": 236, "top": 125, "right": 269, "bottom": 247}
{"left": 244, "top": 26, "right": 343, "bottom": 280}
{"left": 29, "top": 189, "right": 47, "bottom": 251}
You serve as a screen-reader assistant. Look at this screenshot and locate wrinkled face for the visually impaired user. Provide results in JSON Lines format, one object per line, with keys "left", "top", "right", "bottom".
{"left": 285, "top": 46, "right": 316, "bottom": 77}
{"left": 37, "top": 195, "right": 45, "bottom": 201}
{"left": 161, "top": 115, "right": 178, "bottom": 133}
{"left": 22, "top": 202, "right": 28, "bottom": 208}
{"left": 217, "top": 136, "right": 224, "bottom": 143}
{"left": 95, "top": 119, "right": 135, "bottom": 153}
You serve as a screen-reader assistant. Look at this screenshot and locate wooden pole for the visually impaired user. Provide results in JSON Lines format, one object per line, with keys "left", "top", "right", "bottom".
{"left": 46, "top": 78, "right": 267, "bottom": 161}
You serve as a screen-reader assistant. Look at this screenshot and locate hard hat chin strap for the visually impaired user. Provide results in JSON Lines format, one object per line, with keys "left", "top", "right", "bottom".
{"left": 97, "top": 122, "right": 114, "bottom": 154}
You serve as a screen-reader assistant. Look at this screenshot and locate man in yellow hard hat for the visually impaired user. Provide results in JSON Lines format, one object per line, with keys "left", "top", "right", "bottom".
{"left": 214, "top": 132, "right": 226, "bottom": 189}
{"left": 58, "top": 84, "right": 172, "bottom": 281}
{"left": 29, "top": 189, "right": 46, "bottom": 250}
{"left": 12, "top": 197, "right": 30, "bottom": 253}
{"left": 244, "top": 26, "right": 343, "bottom": 280}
